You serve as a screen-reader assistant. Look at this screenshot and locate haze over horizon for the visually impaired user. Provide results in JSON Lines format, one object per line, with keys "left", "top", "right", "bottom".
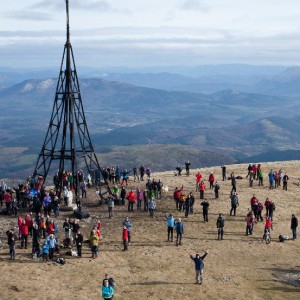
{"left": 1, "top": 0, "right": 300, "bottom": 68}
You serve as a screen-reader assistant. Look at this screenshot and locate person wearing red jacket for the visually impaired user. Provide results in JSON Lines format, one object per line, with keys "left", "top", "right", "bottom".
{"left": 122, "top": 226, "right": 129, "bottom": 251}
{"left": 208, "top": 172, "right": 215, "bottom": 189}
{"left": 264, "top": 197, "right": 272, "bottom": 217}
{"left": 20, "top": 220, "right": 29, "bottom": 249}
{"left": 17, "top": 216, "right": 23, "bottom": 240}
{"left": 250, "top": 194, "right": 259, "bottom": 219}
{"left": 173, "top": 186, "right": 183, "bottom": 210}
{"left": 127, "top": 190, "right": 136, "bottom": 212}
{"left": 4, "top": 190, "right": 12, "bottom": 213}
{"left": 195, "top": 173, "right": 202, "bottom": 191}
{"left": 47, "top": 220, "right": 55, "bottom": 236}
{"left": 25, "top": 214, "right": 34, "bottom": 237}
{"left": 199, "top": 181, "right": 206, "bottom": 199}
{"left": 252, "top": 164, "right": 257, "bottom": 180}
{"left": 263, "top": 217, "right": 273, "bottom": 240}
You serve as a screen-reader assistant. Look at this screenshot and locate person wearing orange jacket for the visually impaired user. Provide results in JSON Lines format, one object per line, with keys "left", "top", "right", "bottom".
{"left": 199, "top": 181, "right": 206, "bottom": 199}
{"left": 127, "top": 189, "right": 136, "bottom": 212}
{"left": 173, "top": 186, "right": 183, "bottom": 210}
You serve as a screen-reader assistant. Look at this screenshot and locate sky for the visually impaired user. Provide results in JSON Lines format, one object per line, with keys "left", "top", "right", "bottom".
{"left": 1, "top": 0, "right": 300, "bottom": 68}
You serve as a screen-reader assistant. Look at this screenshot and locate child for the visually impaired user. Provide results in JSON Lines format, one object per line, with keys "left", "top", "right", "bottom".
{"left": 41, "top": 240, "right": 50, "bottom": 262}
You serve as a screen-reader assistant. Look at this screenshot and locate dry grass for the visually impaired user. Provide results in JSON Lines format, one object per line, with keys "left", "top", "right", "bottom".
{"left": 0, "top": 161, "right": 300, "bottom": 299}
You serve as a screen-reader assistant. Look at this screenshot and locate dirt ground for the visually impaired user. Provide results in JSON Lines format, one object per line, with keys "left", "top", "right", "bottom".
{"left": 0, "top": 161, "right": 300, "bottom": 300}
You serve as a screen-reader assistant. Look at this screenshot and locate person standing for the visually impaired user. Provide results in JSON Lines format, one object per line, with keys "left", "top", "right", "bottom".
{"left": 41, "top": 240, "right": 50, "bottom": 262}
{"left": 208, "top": 172, "right": 215, "bottom": 189}
{"left": 185, "top": 194, "right": 191, "bottom": 218}
{"left": 165, "top": 213, "right": 175, "bottom": 242}
{"left": 102, "top": 279, "right": 114, "bottom": 300}
{"left": 107, "top": 197, "right": 114, "bottom": 219}
{"left": 214, "top": 181, "right": 220, "bottom": 199}
{"left": 89, "top": 229, "right": 99, "bottom": 259}
{"left": 291, "top": 214, "right": 298, "bottom": 240}
{"left": 200, "top": 199, "right": 209, "bottom": 223}
{"left": 221, "top": 165, "right": 227, "bottom": 181}
{"left": 185, "top": 161, "right": 191, "bottom": 176}
{"left": 283, "top": 173, "right": 289, "bottom": 191}
{"left": 230, "top": 172, "right": 237, "bottom": 196}
{"left": 122, "top": 226, "right": 129, "bottom": 251}
{"left": 190, "top": 250, "right": 209, "bottom": 285}
{"left": 216, "top": 213, "right": 225, "bottom": 240}
{"left": 174, "top": 186, "right": 183, "bottom": 210}
{"left": 139, "top": 165, "right": 145, "bottom": 181}
{"left": 195, "top": 172, "right": 202, "bottom": 192}
{"left": 6, "top": 228, "right": 16, "bottom": 260}
{"left": 175, "top": 218, "right": 184, "bottom": 246}
{"left": 149, "top": 198, "right": 156, "bottom": 218}
{"left": 199, "top": 181, "right": 206, "bottom": 199}
{"left": 127, "top": 189, "right": 136, "bottom": 212}
{"left": 120, "top": 186, "right": 127, "bottom": 206}
{"left": 75, "top": 230, "right": 83, "bottom": 257}
{"left": 246, "top": 212, "right": 254, "bottom": 236}
{"left": 230, "top": 192, "right": 239, "bottom": 216}
{"left": 20, "top": 219, "right": 29, "bottom": 249}
{"left": 123, "top": 217, "right": 132, "bottom": 244}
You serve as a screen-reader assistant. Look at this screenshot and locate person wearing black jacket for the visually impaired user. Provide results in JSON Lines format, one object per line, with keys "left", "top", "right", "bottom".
{"left": 201, "top": 199, "right": 209, "bottom": 223}
{"left": 216, "top": 213, "right": 225, "bottom": 240}
{"left": 291, "top": 214, "right": 298, "bottom": 240}
{"left": 120, "top": 186, "right": 127, "bottom": 206}
{"left": 190, "top": 250, "right": 209, "bottom": 285}
{"left": 139, "top": 165, "right": 145, "bottom": 181}
{"left": 75, "top": 231, "right": 83, "bottom": 257}
{"left": 6, "top": 229, "right": 16, "bottom": 259}
{"left": 32, "top": 224, "right": 41, "bottom": 257}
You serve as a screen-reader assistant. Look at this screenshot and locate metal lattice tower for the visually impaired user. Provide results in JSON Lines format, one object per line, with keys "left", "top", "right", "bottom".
{"left": 33, "top": 0, "right": 111, "bottom": 201}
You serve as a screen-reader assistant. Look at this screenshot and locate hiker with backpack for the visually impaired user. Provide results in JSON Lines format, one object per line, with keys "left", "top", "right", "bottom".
{"left": 190, "top": 250, "right": 209, "bottom": 285}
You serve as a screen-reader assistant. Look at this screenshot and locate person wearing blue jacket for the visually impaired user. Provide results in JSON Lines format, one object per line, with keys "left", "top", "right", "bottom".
{"left": 102, "top": 279, "right": 114, "bottom": 300}
{"left": 190, "top": 250, "right": 209, "bottom": 285}
{"left": 175, "top": 218, "right": 184, "bottom": 246}
{"left": 165, "top": 213, "right": 175, "bottom": 242}
{"left": 41, "top": 240, "right": 50, "bottom": 262}
{"left": 46, "top": 234, "right": 58, "bottom": 260}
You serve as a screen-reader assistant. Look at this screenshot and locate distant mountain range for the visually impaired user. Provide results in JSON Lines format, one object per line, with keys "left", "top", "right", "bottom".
{"left": 1, "top": 64, "right": 300, "bottom": 179}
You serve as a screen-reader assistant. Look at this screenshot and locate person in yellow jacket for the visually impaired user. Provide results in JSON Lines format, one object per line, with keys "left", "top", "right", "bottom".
{"left": 89, "top": 229, "right": 99, "bottom": 259}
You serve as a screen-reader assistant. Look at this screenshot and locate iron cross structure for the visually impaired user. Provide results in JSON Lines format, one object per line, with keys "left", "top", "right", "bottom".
{"left": 33, "top": 0, "right": 112, "bottom": 202}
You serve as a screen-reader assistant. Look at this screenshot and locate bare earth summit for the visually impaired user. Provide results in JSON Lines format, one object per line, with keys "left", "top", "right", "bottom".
{"left": 0, "top": 161, "right": 300, "bottom": 300}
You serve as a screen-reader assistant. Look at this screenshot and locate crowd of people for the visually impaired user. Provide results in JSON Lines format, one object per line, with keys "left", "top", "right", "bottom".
{"left": 0, "top": 162, "right": 299, "bottom": 298}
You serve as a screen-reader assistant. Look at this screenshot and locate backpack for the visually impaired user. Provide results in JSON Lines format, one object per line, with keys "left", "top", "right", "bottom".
{"left": 56, "top": 258, "right": 65, "bottom": 265}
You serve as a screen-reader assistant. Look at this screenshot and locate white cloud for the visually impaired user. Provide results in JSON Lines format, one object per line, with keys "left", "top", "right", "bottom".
{"left": 180, "top": 0, "right": 210, "bottom": 12}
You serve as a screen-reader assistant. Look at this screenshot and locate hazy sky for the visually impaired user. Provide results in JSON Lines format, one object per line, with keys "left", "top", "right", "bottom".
{"left": 1, "top": 0, "right": 300, "bottom": 68}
